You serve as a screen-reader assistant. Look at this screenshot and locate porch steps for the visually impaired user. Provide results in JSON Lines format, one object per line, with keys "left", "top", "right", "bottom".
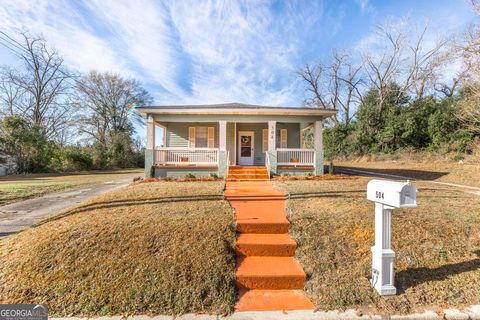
{"left": 236, "top": 256, "right": 306, "bottom": 289}
{"left": 236, "top": 289, "right": 314, "bottom": 311}
{"left": 236, "top": 233, "right": 296, "bottom": 256}
{"left": 225, "top": 181, "right": 313, "bottom": 312}
{"left": 227, "top": 166, "right": 269, "bottom": 182}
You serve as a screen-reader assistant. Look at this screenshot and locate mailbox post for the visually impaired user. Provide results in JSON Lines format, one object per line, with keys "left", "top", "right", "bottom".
{"left": 367, "top": 179, "right": 417, "bottom": 296}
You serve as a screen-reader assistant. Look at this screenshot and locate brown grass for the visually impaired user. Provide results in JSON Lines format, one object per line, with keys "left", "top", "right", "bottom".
{"left": 0, "top": 181, "right": 236, "bottom": 316}
{"left": 275, "top": 178, "right": 480, "bottom": 314}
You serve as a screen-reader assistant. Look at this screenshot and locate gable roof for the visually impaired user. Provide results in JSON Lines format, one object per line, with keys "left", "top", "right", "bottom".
{"left": 135, "top": 102, "right": 337, "bottom": 117}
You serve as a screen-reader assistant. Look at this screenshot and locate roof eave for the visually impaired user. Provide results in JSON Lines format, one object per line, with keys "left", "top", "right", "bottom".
{"left": 135, "top": 107, "right": 337, "bottom": 117}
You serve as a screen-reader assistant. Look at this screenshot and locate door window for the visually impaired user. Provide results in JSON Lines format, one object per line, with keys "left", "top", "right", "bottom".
{"left": 240, "top": 135, "right": 252, "bottom": 157}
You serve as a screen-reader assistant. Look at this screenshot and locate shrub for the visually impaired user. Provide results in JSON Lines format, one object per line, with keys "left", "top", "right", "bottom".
{"left": 0, "top": 116, "right": 55, "bottom": 173}
{"left": 50, "top": 146, "right": 94, "bottom": 172}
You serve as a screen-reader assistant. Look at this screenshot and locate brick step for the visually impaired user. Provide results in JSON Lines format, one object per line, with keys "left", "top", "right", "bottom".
{"left": 228, "top": 174, "right": 269, "bottom": 179}
{"left": 226, "top": 195, "right": 285, "bottom": 200}
{"left": 228, "top": 170, "right": 268, "bottom": 175}
{"left": 236, "top": 220, "right": 290, "bottom": 233}
{"left": 236, "top": 233, "right": 296, "bottom": 257}
{"left": 227, "top": 179, "right": 270, "bottom": 183}
{"left": 228, "top": 168, "right": 268, "bottom": 172}
{"left": 230, "top": 199, "right": 289, "bottom": 233}
{"left": 236, "top": 256, "right": 306, "bottom": 289}
{"left": 235, "top": 289, "right": 314, "bottom": 311}
{"left": 224, "top": 189, "right": 285, "bottom": 198}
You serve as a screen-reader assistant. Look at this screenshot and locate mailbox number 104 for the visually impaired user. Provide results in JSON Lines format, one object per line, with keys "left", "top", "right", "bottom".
{"left": 376, "top": 191, "right": 384, "bottom": 199}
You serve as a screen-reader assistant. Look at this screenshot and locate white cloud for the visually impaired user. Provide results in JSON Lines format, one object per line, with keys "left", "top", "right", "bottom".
{"left": 0, "top": 0, "right": 128, "bottom": 74}
{"left": 355, "top": 0, "right": 369, "bottom": 11}
{"left": 0, "top": 0, "right": 322, "bottom": 107}
{"left": 166, "top": 0, "right": 314, "bottom": 105}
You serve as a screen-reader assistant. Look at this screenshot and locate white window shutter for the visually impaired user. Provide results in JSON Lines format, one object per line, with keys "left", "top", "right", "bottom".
{"left": 188, "top": 127, "right": 195, "bottom": 148}
{"left": 280, "top": 129, "right": 287, "bottom": 148}
{"left": 262, "top": 129, "right": 268, "bottom": 152}
{"left": 207, "top": 127, "right": 215, "bottom": 148}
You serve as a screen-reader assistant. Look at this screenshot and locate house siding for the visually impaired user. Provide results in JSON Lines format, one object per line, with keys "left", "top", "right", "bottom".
{"left": 277, "top": 123, "right": 300, "bottom": 148}
{"left": 166, "top": 122, "right": 219, "bottom": 148}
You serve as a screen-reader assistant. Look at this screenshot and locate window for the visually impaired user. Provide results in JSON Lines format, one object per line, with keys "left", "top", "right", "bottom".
{"left": 188, "top": 126, "right": 214, "bottom": 148}
{"left": 195, "top": 127, "right": 208, "bottom": 147}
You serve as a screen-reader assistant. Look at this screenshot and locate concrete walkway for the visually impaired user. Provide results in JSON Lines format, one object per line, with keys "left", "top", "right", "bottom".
{"left": 0, "top": 177, "right": 133, "bottom": 238}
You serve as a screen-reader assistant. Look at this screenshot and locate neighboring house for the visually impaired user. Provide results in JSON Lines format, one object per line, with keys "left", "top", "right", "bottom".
{"left": 136, "top": 103, "right": 336, "bottom": 178}
{"left": 0, "top": 153, "right": 15, "bottom": 176}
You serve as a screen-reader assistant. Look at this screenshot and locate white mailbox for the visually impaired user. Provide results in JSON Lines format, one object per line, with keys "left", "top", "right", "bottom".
{"left": 367, "top": 179, "right": 417, "bottom": 208}
{"left": 366, "top": 179, "right": 417, "bottom": 296}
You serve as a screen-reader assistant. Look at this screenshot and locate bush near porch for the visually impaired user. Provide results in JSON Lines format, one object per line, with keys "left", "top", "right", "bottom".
{"left": 0, "top": 181, "right": 236, "bottom": 316}
{"left": 274, "top": 177, "right": 480, "bottom": 314}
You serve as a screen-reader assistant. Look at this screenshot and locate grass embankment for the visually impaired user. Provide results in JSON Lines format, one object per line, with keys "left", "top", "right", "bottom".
{"left": 335, "top": 158, "right": 480, "bottom": 187}
{"left": 0, "top": 169, "right": 143, "bottom": 205}
{"left": 0, "top": 181, "right": 236, "bottom": 316}
{"left": 275, "top": 177, "right": 480, "bottom": 314}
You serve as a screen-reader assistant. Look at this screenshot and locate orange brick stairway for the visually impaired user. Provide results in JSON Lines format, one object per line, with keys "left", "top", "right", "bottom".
{"left": 225, "top": 177, "right": 314, "bottom": 311}
{"left": 227, "top": 166, "right": 270, "bottom": 181}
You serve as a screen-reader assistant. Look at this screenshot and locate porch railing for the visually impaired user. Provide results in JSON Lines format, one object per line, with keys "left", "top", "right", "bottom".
{"left": 155, "top": 147, "right": 219, "bottom": 166}
{"left": 277, "top": 148, "right": 314, "bottom": 166}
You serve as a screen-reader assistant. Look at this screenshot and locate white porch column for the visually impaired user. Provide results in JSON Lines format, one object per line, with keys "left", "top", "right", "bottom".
{"left": 146, "top": 115, "right": 155, "bottom": 149}
{"left": 219, "top": 120, "right": 227, "bottom": 151}
{"left": 218, "top": 120, "right": 228, "bottom": 178}
{"left": 314, "top": 120, "right": 323, "bottom": 151}
{"left": 268, "top": 121, "right": 276, "bottom": 151}
{"left": 267, "top": 121, "right": 277, "bottom": 175}
{"left": 313, "top": 120, "right": 324, "bottom": 175}
{"left": 145, "top": 115, "right": 156, "bottom": 178}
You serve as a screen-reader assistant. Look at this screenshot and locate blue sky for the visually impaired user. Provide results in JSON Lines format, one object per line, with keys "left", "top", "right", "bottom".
{"left": 0, "top": 0, "right": 477, "bottom": 139}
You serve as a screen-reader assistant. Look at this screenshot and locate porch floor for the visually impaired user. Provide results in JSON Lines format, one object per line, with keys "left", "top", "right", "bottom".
{"left": 155, "top": 164, "right": 217, "bottom": 168}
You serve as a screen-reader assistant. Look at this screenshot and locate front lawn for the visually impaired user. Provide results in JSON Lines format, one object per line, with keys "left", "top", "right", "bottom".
{"left": 0, "top": 181, "right": 236, "bottom": 316}
{"left": 0, "top": 169, "right": 143, "bottom": 205}
{"left": 275, "top": 177, "right": 480, "bottom": 314}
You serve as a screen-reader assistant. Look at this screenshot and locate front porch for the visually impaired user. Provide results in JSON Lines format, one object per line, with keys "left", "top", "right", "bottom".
{"left": 145, "top": 119, "right": 325, "bottom": 178}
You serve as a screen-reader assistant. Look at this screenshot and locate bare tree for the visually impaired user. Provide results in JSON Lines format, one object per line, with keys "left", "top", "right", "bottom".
{"left": 75, "top": 71, "right": 152, "bottom": 151}
{"left": 298, "top": 64, "right": 331, "bottom": 108}
{"left": 405, "top": 25, "right": 449, "bottom": 99}
{"left": 299, "top": 52, "right": 364, "bottom": 125}
{"left": 330, "top": 52, "right": 365, "bottom": 125}
{"left": 0, "top": 67, "right": 24, "bottom": 118}
{"left": 362, "top": 27, "right": 404, "bottom": 113}
{"left": 0, "top": 32, "right": 73, "bottom": 140}
{"left": 361, "top": 20, "right": 452, "bottom": 110}
{"left": 456, "top": 1, "right": 480, "bottom": 133}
